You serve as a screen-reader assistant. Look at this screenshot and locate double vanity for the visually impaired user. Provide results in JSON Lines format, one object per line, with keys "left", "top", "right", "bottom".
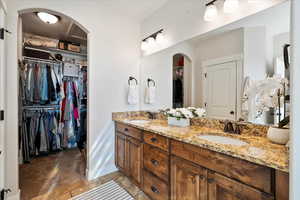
{"left": 113, "top": 112, "right": 289, "bottom": 200}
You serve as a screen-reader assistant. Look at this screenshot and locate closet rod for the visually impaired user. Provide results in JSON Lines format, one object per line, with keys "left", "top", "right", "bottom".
{"left": 22, "top": 105, "right": 60, "bottom": 110}
{"left": 23, "top": 56, "right": 62, "bottom": 64}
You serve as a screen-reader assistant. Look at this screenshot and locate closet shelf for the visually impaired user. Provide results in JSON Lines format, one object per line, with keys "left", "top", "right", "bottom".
{"left": 24, "top": 45, "right": 88, "bottom": 58}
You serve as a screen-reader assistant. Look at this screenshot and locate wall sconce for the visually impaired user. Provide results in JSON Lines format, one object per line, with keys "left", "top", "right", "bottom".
{"left": 204, "top": 1, "right": 218, "bottom": 22}
{"left": 141, "top": 29, "right": 164, "bottom": 51}
{"left": 204, "top": 0, "right": 242, "bottom": 22}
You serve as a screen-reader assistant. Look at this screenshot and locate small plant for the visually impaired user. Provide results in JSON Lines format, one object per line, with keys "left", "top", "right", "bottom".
{"left": 161, "top": 107, "right": 206, "bottom": 120}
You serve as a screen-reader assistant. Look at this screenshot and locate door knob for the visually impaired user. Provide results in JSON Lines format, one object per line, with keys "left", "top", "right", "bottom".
{"left": 230, "top": 111, "right": 235, "bottom": 115}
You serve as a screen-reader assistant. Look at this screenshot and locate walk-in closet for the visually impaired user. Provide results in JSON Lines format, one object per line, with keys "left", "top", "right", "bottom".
{"left": 18, "top": 9, "right": 88, "bottom": 199}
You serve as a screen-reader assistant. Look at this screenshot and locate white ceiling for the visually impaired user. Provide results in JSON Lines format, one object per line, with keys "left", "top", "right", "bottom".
{"left": 100, "top": 0, "right": 170, "bottom": 21}
{"left": 21, "top": 11, "right": 87, "bottom": 45}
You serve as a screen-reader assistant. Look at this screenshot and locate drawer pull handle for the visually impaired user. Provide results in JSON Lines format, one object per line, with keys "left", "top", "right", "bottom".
{"left": 150, "top": 137, "right": 157, "bottom": 142}
{"left": 124, "top": 128, "right": 129, "bottom": 132}
{"left": 207, "top": 178, "right": 214, "bottom": 184}
{"left": 199, "top": 175, "right": 205, "bottom": 180}
{"left": 151, "top": 186, "right": 159, "bottom": 194}
{"left": 151, "top": 159, "right": 159, "bottom": 166}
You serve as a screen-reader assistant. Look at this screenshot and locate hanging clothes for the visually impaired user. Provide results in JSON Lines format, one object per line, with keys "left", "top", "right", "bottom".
{"left": 20, "top": 109, "right": 62, "bottom": 162}
{"left": 61, "top": 80, "right": 80, "bottom": 148}
{"left": 20, "top": 61, "right": 63, "bottom": 105}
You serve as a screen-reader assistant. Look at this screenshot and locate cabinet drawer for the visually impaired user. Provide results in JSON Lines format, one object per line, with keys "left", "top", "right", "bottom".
{"left": 143, "top": 170, "right": 169, "bottom": 200}
{"left": 144, "top": 131, "right": 169, "bottom": 152}
{"left": 116, "top": 123, "right": 142, "bottom": 141}
{"left": 144, "top": 144, "right": 169, "bottom": 182}
{"left": 171, "top": 140, "right": 273, "bottom": 194}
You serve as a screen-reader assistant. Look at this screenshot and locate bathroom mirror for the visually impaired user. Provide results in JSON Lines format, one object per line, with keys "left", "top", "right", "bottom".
{"left": 140, "top": 1, "right": 290, "bottom": 125}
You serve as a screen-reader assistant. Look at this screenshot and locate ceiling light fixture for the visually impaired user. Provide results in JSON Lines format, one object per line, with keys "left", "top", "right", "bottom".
{"left": 141, "top": 29, "right": 164, "bottom": 51}
{"left": 224, "top": 0, "right": 239, "bottom": 13}
{"left": 37, "top": 12, "right": 59, "bottom": 24}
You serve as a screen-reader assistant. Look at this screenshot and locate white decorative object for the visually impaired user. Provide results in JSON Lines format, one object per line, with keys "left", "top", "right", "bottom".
{"left": 162, "top": 107, "right": 206, "bottom": 127}
{"left": 267, "top": 127, "right": 289, "bottom": 145}
{"left": 168, "top": 117, "right": 190, "bottom": 127}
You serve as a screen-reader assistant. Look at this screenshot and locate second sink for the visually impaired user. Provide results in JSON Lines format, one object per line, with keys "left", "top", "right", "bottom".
{"left": 197, "top": 135, "right": 248, "bottom": 146}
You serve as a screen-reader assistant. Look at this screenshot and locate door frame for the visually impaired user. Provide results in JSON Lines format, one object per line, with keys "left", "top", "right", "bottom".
{"left": 0, "top": 0, "right": 6, "bottom": 193}
{"left": 202, "top": 54, "right": 243, "bottom": 120}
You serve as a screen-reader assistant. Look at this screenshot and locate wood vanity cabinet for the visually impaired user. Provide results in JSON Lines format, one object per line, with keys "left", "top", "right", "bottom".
{"left": 115, "top": 124, "right": 143, "bottom": 186}
{"left": 114, "top": 122, "right": 288, "bottom": 200}
{"left": 171, "top": 157, "right": 208, "bottom": 200}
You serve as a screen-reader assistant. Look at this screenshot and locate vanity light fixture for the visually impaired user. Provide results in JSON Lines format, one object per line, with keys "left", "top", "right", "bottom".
{"left": 141, "top": 29, "right": 164, "bottom": 51}
{"left": 204, "top": 1, "right": 218, "bottom": 22}
{"left": 204, "top": 0, "right": 243, "bottom": 21}
{"left": 37, "top": 12, "right": 59, "bottom": 24}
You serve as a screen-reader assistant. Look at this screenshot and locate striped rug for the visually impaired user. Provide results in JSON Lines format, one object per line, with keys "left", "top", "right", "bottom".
{"left": 71, "top": 180, "right": 134, "bottom": 200}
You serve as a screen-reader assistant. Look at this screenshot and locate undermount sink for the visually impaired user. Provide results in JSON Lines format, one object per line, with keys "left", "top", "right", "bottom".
{"left": 128, "top": 119, "right": 150, "bottom": 124}
{"left": 197, "top": 135, "right": 248, "bottom": 146}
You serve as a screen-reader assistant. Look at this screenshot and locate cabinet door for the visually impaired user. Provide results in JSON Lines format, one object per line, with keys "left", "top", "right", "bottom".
{"left": 171, "top": 156, "right": 208, "bottom": 200}
{"left": 128, "top": 137, "right": 143, "bottom": 186}
{"left": 208, "top": 172, "right": 274, "bottom": 200}
{"left": 115, "top": 133, "right": 128, "bottom": 173}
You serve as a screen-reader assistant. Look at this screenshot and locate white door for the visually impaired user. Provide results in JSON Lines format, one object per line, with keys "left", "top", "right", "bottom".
{"left": 0, "top": 5, "right": 6, "bottom": 190}
{"left": 205, "top": 61, "right": 237, "bottom": 120}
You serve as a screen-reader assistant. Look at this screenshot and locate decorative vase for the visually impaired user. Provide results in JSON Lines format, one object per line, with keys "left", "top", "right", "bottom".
{"left": 267, "top": 127, "right": 289, "bottom": 145}
{"left": 167, "top": 117, "right": 190, "bottom": 127}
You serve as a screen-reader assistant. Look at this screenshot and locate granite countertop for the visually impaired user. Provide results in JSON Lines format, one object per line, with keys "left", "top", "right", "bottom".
{"left": 114, "top": 117, "right": 289, "bottom": 173}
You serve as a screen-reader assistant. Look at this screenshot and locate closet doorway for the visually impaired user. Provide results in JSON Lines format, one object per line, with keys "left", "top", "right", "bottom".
{"left": 172, "top": 54, "right": 192, "bottom": 108}
{"left": 18, "top": 9, "right": 89, "bottom": 200}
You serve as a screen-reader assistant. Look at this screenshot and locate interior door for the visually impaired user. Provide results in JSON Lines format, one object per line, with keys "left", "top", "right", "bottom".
{"left": 0, "top": 5, "right": 6, "bottom": 190}
{"left": 205, "top": 61, "right": 237, "bottom": 120}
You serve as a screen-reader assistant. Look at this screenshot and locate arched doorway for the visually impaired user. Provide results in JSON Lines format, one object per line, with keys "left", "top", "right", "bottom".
{"left": 172, "top": 53, "right": 192, "bottom": 108}
{"left": 18, "top": 8, "right": 89, "bottom": 199}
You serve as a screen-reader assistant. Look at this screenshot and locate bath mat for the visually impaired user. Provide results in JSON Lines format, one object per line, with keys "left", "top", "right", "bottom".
{"left": 71, "top": 180, "right": 134, "bottom": 200}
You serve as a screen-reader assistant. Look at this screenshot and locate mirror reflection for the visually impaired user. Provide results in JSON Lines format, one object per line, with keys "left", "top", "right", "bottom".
{"left": 140, "top": 2, "right": 290, "bottom": 126}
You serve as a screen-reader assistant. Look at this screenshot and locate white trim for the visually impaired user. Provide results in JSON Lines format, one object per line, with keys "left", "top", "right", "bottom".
{"left": 0, "top": 0, "right": 7, "bottom": 13}
{"left": 290, "top": 0, "right": 300, "bottom": 199}
{"left": 7, "top": 189, "right": 20, "bottom": 200}
{"left": 202, "top": 54, "right": 244, "bottom": 120}
{"left": 202, "top": 54, "right": 243, "bottom": 67}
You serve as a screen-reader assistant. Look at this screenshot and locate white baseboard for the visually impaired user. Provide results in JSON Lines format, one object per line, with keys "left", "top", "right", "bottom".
{"left": 6, "top": 189, "right": 20, "bottom": 200}
{"left": 87, "top": 164, "right": 118, "bottom": 181}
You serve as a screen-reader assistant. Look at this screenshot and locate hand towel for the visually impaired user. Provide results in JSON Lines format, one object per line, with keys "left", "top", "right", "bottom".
{"left": 128, "top": 85, "right": 139, "bottom": 105}
{"left": 145, "top": 86, "right": 156, "bottom": 104}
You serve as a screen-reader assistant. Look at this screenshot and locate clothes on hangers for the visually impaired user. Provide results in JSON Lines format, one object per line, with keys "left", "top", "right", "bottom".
{"left": 61, "top": 80, "right": 80, "bottom": 148}
{"left": 20, "top": 61, "right": 63, "bottom": 105}
{"left": 20, "top": 109, "right": 62, "bottom": 162}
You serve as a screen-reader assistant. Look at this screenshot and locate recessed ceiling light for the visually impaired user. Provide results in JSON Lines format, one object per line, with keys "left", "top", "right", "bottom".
{"left": 37, "top": 12, "right": 59, "bottom": 24}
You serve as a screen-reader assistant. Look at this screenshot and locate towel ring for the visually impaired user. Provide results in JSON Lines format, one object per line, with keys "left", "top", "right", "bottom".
{"left": 128, "top": 76, "right": 138, "bottom": 85}
{"left": 147, "top": 78, "right": 156, "bottom": 87}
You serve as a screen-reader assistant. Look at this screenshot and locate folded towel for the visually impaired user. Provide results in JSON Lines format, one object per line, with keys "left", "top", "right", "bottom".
{"left": 128, "top": 85, "right": 139, "bottom": 105}
{"left": 145, "top": 86, "right": 156, "bottom": 104}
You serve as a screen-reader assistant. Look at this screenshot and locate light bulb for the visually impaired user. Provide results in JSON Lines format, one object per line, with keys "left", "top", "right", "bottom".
{"left": 141, "top": 41, "right": 148, "bottom": 51}
{"left": 37, "top": 12, "right": 58, "bottom": 24}
{"left": 147, "top": 37, "right": 155, "bottom": 49}
{"left": 156, "top": 32, "right": 164, "bottom": 43}
{"left": 224, "top": 0, "right": 239, "bottom": 14}
{"left": 204, "top": 4, "right": 218, "bottom": 22}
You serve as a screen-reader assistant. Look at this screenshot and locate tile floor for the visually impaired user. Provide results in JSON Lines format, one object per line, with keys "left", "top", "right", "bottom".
{"left": 19, "top": 149, "right": 149, "bottom": 200}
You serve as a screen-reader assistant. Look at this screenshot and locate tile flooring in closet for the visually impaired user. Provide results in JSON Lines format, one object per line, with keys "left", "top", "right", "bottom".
{"left": 19, "top": 149, "right": 149, "bottom": 200}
